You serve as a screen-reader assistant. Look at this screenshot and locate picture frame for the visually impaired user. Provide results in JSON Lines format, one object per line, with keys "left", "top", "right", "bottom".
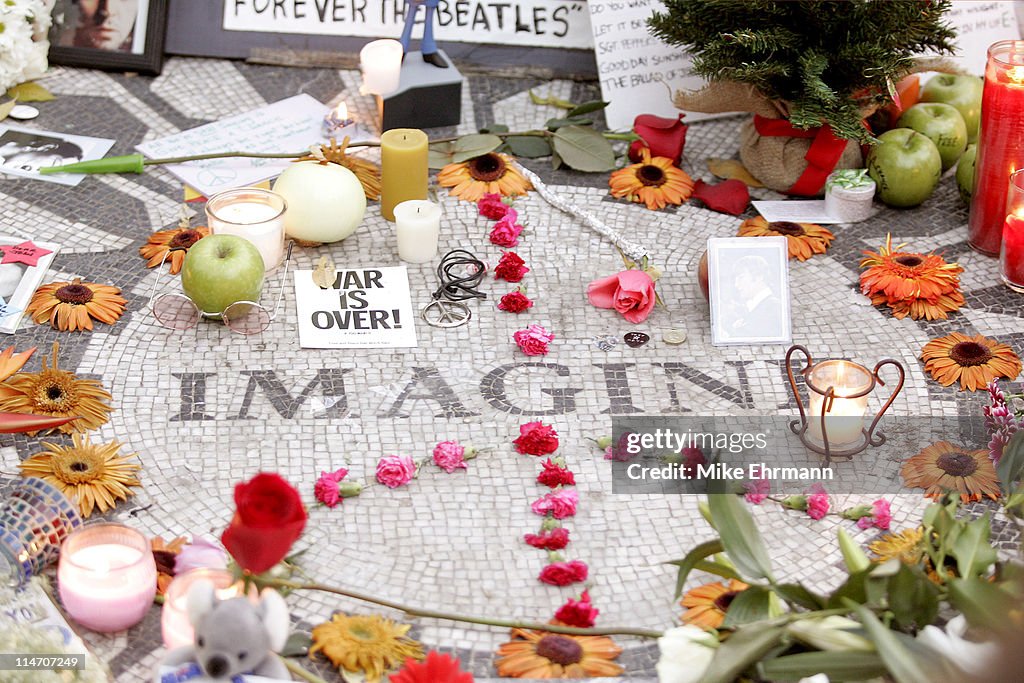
{"left": 47, "top": 0, "right": 167, "bottom": 75}
{"left": 708, "top": 236, "right": 792, "bottom": 347}
{"left": 0, "top": 235, "right": 59, "bottom": 334}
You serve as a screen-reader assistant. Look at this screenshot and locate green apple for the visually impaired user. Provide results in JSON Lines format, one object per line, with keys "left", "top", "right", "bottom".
{"left": 181, "top": 234, "right": 265, "bottom": 316}
{"left": 896, "top": 102, "right": 967, "bottom": 171}
{"left": 956, "top": 143, "right": 977, "bottom": 205}
{"left": 867, "top": 128, "right": 943, "bottom": 208}
{"left": 920, "top": 73, "right": 984, "bottom": 144}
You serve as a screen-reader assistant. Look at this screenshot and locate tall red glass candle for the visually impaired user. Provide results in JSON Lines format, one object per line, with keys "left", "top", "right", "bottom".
{"left": 968, "top": 41, "right": 1024, "bottom": 256}
{"left": 1001, "top": 170, "right": 1024, "bottom": 292}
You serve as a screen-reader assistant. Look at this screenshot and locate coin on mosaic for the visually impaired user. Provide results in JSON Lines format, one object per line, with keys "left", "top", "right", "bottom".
{"left": 593, "top": 335, "right": 617, "bottom": 352}
{"left": 663, "top": 329, "right": 687, "bottom": 345}
{"left": 623, "top": 332, "right": 650, "bottom": 348}
{"left": 8, "top": 105, "right": 39, "bottom": 121}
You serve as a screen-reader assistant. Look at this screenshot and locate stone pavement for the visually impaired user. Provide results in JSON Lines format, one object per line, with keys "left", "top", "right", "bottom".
{"left": 0, "top": 57, "right": 1020, "bottom": 681}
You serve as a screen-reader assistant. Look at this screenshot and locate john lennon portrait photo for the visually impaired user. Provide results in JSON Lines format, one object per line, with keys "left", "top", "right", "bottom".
{"left": 51, "top": 0, "right": 147, "bottom": 53}
{"left": 709, "top": 236, "right": 792, "bottom": 346}
{"left": 0, "top": 130, "right": 83, "bottom": 174}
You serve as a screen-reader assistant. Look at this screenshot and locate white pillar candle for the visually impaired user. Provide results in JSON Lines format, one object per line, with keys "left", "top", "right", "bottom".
{"left": 360, "top": 39, "right": 403, "bottom": 96}
{"left": 394, "top": 199, "right": 441, "bottom": 263}
{"left": 205, "top": 188, "right": 287, "bottom": 272}
{"left": 806, "top": 360, "right": 872, "bottom": 447}
{"left": 58, "top": 524, "right": 156, "bottom": 633}
{"left": 161, "top": 568, "right": 255, "bottom": 649}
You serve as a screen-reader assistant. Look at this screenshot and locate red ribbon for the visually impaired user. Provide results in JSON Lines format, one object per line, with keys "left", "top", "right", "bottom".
{"left": 753, "top": 115, "right": 848, "bottom": 196}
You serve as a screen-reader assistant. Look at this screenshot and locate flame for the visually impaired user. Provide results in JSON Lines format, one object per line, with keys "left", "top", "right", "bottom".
{"left": 333, "top": 101, "right": 349, "bottom": 120}
{"left": 1008, "top": 66, "right": 1024, "bottom": 83}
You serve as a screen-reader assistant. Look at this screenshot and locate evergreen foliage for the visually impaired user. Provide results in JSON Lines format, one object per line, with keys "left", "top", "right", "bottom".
{"left": 648, "top": 0, "right": 957, "bottom": 142}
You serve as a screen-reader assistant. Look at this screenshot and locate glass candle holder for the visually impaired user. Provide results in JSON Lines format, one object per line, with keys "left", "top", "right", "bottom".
{"left": 161, "top": 567, "right": 256, "bottom": 649}
{"left": 205, "top": 188, "right": 287, "bottom": 272}
{"left": 0, "top": 478, "right": 82, "bottom": 587}
{"left": 58, "top": 523, "right": 156, "bottom": 632}
{"left": 968, "top": 40, "right": 1024, "bottom": 256}
{"left": 805, "top": 360, "right": 874, "bottom": 447}
{"left": 1002, "top": 169, "right": 1024, "bottom": 292}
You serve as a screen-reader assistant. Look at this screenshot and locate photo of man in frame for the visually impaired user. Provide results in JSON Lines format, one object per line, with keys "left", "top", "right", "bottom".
{"left": 52, "top": 0, "right": 142, "bottom": 53}
{"left": 709, "top": 237, "right": 792, "bottom": 346}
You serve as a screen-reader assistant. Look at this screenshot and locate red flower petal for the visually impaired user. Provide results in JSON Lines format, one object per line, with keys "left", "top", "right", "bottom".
{"left": 691, "top": 179, "right": 750, "bottom": 215}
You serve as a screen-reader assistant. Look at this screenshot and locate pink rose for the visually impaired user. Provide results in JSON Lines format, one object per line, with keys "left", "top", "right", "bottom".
{"left": 538, "top": 560, "right": 588, "bottom": 586}
{"left": 523, "top": 527, "right": 570, "bottom": 550}
{"left": 531, "top": 488, "right": 579, "bottom": 519}
{"left": 375, "top": 455, "right": 417, "bottom": 488}
{"left": 478, "top": 193, "right": 513, "bottom": 220}
{"left": 432, "top": 440, "right": 468, "bottom": 473}
{"left": 628, "top": 113, "right": 688, "bottom": 166}
{"left": 857, "top": 499, "right": 892, "bottom": 530}
{"left": 806, "top": 483, "right": 831, "bottom": 520}
{"left": 314, "top": 467, "right": 349, "bottom": 508}
{"left": 489, "top": 212, "right": 524, "bottom": 247}
{"left": 587, "top": 270, "right": 657, "bottom": 324}
{"left": 513, "top": 324, "right": 554, "bottom": 356}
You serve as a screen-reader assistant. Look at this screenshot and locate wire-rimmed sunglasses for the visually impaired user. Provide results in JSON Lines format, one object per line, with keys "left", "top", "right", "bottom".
{"left": 148, "top": 242, "right": 293, "bottom": 335}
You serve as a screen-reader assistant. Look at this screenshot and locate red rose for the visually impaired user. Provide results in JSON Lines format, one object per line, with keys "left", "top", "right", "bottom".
{"left": 514, "top": 421, "right": 559, "bottom": 455}
{"left": 478, "top": 192, "right": 513, "bottom": 220}
{"left": 497, "top": 289, "right": 534, "bottom": 313}
{"left": 628, "top": 113, "right": 688, "bottom": 166}
{"left": 221, "top": 472, "right": 307, "bottom": 574}
{"left": 523, "top": 528, "right": 570, "bottom": 550}
{"left": 489, "top": 213, "right": 523, "bottom": 247}
{"left": 538, "top": 560, "right": 588, "bottom": 586}
{"left": 536, "top": 459, "right": 575, "bottom": 487}
{"left": 587, "top": 269, "right": 657, "bottom": 324}
{"left": 553, "top": 590, "right": 599, "bottom": 628}
{"left": 494, "top": 251, "right": 529, "bottom": 282}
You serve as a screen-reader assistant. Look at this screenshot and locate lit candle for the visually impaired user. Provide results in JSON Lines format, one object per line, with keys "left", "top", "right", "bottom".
{"left": 161, "top": 568, "right": 254, "bottom": 649}
{"left": 359, "top": 39, "right": 403, "bottom": 96}
{"left": 1001, "top": 169, "right": 1024, "bottom": 291}
{"left": 205, "top": 188, "right": 287, "bottom": 272}
{"left": 968, "top": 40, "right": 1024, "bottom": 255}
{"left": 58, "top": 523, "right": 156, "bottom": 633}
{"left": 323, "top": 101, "right": 356, "bottom": 139}
{"left": 805, "top": 360, "right": 872, "bottom": 447}
{"left": 380, "top": 129, "right": 428, "bottom": 222}
{"left": 394, "top": 199, "right": 442, "bottom": 263}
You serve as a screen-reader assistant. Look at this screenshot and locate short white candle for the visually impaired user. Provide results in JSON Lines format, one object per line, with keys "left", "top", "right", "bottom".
{"left": 360, "top": 39, "right": 403, "bottom": 96}
{"left": 394, "top": 199, "right": 442, "bottom": 263}
{"left": 806, "top": 360, "right": 872, "bottom": 447}
{"left": 205, "top": 189, "right": 287, "bottom": 272}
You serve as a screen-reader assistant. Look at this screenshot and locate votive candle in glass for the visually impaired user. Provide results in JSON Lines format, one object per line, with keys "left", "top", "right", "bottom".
{"left": 394, "top": 199, "right": 442, "bottom": 263}
{"left": 58, "top": 523, "right": 156, "bottom": 632}
{"left": 360, "top": 39, "right": 403, "bottom": 96}
{"left": 205, "top": 188, "right": 287, "bottom": 272}
{"left": 161, "top": 568, "right": 255, "bottom": 649}
{"left": 380, "top": 129, "right": 428, "bottom": 222}
{"left": 805, "top": 360, "right": 873, "bottom": 447}
{"left": 1001, "top": 169, "right": 1024, "bottom": 292}
{"left": 968, "top": 40, "right": 1024, "bottom": 255}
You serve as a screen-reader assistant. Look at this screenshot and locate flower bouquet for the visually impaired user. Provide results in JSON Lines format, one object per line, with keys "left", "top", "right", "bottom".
{"left": 0, "top": 1, "right": 53, "bottom": 93}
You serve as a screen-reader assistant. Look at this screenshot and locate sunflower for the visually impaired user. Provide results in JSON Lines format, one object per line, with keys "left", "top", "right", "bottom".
{"left": 736, "top": 217, "right": 834, "bottom": 261}
{"left": 0, "top": 342, "right": 113, "bottom": 434}
{"left": 27, "top": 278, "right": 127, "bottom": 332}
{"left": 869, "top": 527, "right": 925, "bottom": 565}
{"left": 18, "top": 433, "right": 141, "bottom": 518}
{"left": 437, "top": 152, "right": 532, "bottom": 202}
{"left": 859, "top": 235, "right": 964, "bottom": 320}
{"left": 921, "top": 332, "right": 1022, "bottom": 392}
{"left": 679, "top": 579, "right": 749, "bottom": 630}
{"left": 608, "top": 149, "right": 694, "bottom": 210}
{"left": 495, "top": 628, "right": 624, "bottom": 678}
{"left": 139, "top": 225, "right": 211, "bottom": 275}
{"left": 0, "top": 345, "right": 34, "bottom": 383}
{"left": 901, "top": 441, "right": 1001, "bottom": 502}
{"left": 310, "top": 613, "right": 424, "bottom": 682}
{"left": 295, "top": 137, "right": 382, "bottom": 200}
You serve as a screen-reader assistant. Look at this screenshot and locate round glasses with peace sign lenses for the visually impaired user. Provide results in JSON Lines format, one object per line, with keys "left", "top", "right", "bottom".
{"left": 148, "top": 242, "right": 292, "bottom": 335}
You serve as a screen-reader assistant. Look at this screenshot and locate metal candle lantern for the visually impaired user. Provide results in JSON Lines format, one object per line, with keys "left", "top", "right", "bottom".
{"left": 785, "top": 345, "right": 905, "bottom": 465}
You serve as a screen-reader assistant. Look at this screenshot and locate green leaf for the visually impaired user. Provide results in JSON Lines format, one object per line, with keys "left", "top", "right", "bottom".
{"left": 888, "top": 564, "right": 939, "bottom": 630}
{"left": 837, "top": 527, "right": 871, "bottom": 573}
{"left": 480, "top": 123, "right": 509, "bottom": 134}
{"left": 427, "top": 149, "right": 453, "bottom": 170}
{"left": 722, "top": 585, "right": 773, "bottom": 628}
{"left": 701, "top": 625, "right": 786, "bottom": 683}
{"left": 6, "top": 82, "right": 54, "bottom": 102}
{"left": 693, "top": 559, "right": 744, "bottom": 582}
{"left": 953, "top": 512, "right": 997, "bottom": 578}
{"left": 706, "top": 494, "right": 775, "bottom": 581}
{"left": 451, "top": 134, "right": 503, "bottom": 163}
{"left": 948, "top": 577, "right": 1016, "bottom": 630}
{"left": 504, "top": 135, "right": 552, "bottom": 159}
{"left": 665, "top": 539, "right": 723, "bottom": 598}
{"left": 552, "top": 125, "right": 617, "bottom": 172}
{"left": 546, "top": 116, "right": 594, "bottom": 130}
{"left": 280, "top": 631, "right": 312, "bottom": 657}
{"left": 997, "top": 430, "right": 1024, "bottom": 494}
{"left": 758, "top": 651, "right": 887, "bottom": 681}
{"left": 550, "top": 150, "right": 563, "bottom": 170}
{"left": 848, "top": 601, "right": 932, "bottom": 683}
{"left": 0, "top": 99, "right": 16, "bottom": 122}
{"left": 565, "top": 100, "right": 610, "bottom": 117}
{"left": 773, "top": 583, "right": 825, "bottom": 611}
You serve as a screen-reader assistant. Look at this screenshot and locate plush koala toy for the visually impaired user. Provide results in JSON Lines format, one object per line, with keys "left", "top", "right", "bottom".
{"left": 159, "top": 579, "right": 291, "bottom": 681}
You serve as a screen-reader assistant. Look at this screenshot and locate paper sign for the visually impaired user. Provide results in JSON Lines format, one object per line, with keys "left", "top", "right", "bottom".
{"left": 136, "top": 95, "right": 329, "bottom": 198}
{"left": 945, "top": 1, "right": 1021, "bottom": 75}
{"left": 294, "top": 266, "right": 418, "bottom": 349}
{"left": 223, "top": 0, "right": 594, "bottom": 49}
{"left": 751, "top": 200, "right": 851, "bottom": 225}
{"left": 587, "top": 0, "right": 729, "bottom": 131}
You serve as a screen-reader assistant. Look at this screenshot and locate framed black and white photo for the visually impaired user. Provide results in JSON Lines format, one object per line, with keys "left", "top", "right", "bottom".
{"left": 0, "top": 235, "right": 59, "bottom": 334}
{"left": 48, "top": 0, "right": 167, "bottom": 74}
{"left": 0, "top": 124, "right": 114, "bottom": 186}
{"left": 708, "top": 236, "right": 792, "bottom": 346}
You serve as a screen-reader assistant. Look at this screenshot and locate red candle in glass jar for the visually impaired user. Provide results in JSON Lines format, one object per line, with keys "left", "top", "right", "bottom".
{"left": 968, "top": 41, "right": 1024, "bottom": 256}
{"left": 1002, "top": 213, "right": 1024, "bottom": 290}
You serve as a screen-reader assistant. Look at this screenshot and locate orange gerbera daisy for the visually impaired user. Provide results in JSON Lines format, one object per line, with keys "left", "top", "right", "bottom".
{"left": 0, "top": 345, "right": 34, "bottom": 382}
{"left": 28, "top": 279, "right": 127, "bottom": 332}
{"left": 921, "top": 332, "right": 1021, "bottom": 391}
{"left": 608, "top": 149, "right": 694, "bottom": 210}
{"left": 859, "top": 235, "right": 964, "bottom": 320}
{"left": 495, "top": 629, "right": 623, "bottom": 678}
{"left": 736, "top": 217, "right": 834, "bottom": 261}
{"left": 437, "top": 152, "right": 532, "bottom": 202}
{"left": 139, "top": 225, "right": 210, "bottom": 275}
{"left": 680, "top": 579, "right": 749, "bottom": 630}
{"left": 901, "top": 441, "right": 1001, "bottom": 502}
{"left": 152, "top": 535, "right": 188, "bottom": 596}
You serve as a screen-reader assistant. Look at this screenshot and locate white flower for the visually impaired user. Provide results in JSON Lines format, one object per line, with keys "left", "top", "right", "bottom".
{"left": 917, "top": 614, "right": 998, "bottom": 677}
{"left": 798, "top": 676, "right": 830, "bottom": 683}
{"left": 656, "top": 625, "right": 718, "bottom": 683}
{"left": 0, "top": 0, "right": 50, "bottom": 92}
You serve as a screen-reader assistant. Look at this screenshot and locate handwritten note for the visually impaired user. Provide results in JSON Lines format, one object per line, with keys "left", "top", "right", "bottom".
{"left": 136, "top": 95, "right": 330, "bottom": 197}
{"left": 945, "top": 1, "right": 1021, "bottom": 75}
{"left": 587, "top": 0, "right": 726, "bottom": 131}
